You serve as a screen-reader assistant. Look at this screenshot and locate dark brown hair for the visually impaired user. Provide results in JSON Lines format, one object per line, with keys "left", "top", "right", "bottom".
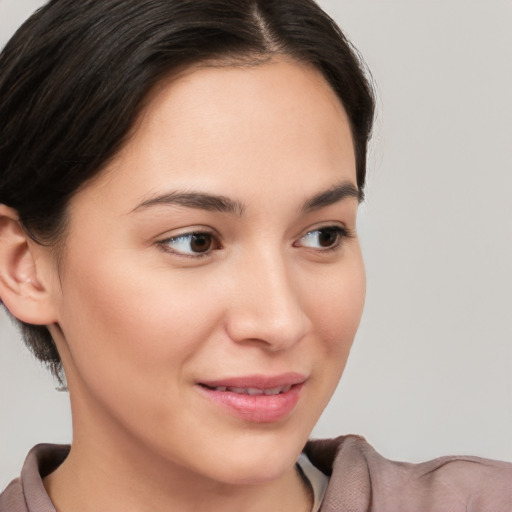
{"left": 0, "top": 0, "right": 375, "bottom": 380}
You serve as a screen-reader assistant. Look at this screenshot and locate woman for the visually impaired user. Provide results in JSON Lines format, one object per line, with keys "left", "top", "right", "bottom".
{"left": 0, "top": 1, "right": 510, "bottom": 511}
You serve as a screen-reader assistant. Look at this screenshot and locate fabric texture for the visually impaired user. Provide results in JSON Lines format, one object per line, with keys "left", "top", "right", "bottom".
{"left": 304, "top": 436, "right": 512, "bottom": 512}
{"left": 297, "top": 452, "right": 329, "bottom": 512}
{"left": 1, "top": 436, "right": 512, "bottom": 512}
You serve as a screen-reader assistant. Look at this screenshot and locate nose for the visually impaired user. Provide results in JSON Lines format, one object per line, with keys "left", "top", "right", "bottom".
{"left": 224, "top": 249, "right": 311, "bottom": 351}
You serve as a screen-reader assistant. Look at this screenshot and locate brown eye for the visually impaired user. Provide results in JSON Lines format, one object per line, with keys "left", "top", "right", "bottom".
{"left": 317, "top": 228, "right": 339, "bottom": 247}
{"left": 162, "top": 232, "right": 218, "bottom": 256}
{"left": 190, "top": 234, "right": 212, "bottom": 253}
{"left": 298, "top": 226, "right": 345, "bottom": 250}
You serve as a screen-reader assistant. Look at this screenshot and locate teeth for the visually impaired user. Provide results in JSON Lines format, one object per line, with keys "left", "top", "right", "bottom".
{"left": 211, "top": 385, "right": 292, "bottom": 395}
{"left": 263, "top": 387, "right": 283, "bottom": 395}
{"left": 246, "top": 388, "right": 264, "bottom": 395}
{"left": 227, "top": 387, "right": 246, "bottom": 394}
{"left": 265, "top": 384, "right": 292, "bottom": 395}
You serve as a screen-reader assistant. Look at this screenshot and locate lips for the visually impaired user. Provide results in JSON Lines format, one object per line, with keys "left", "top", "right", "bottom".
{"left": 197, "top": 373, "right": 306, "bottom": 423}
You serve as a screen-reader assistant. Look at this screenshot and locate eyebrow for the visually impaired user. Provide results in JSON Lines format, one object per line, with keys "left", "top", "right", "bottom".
{"left": 301, "top": 181, "right": 361, "bottom": 212}
{"left": 132, "top": 180, "right": 360, "bottom": 216}
{"left": 133, "top": 191, "right": 246, "bottom": 216}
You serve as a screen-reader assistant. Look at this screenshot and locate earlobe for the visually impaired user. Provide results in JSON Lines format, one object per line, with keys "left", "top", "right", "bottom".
{"left": 0, "top": 204, "right": 58, "bottom": 325}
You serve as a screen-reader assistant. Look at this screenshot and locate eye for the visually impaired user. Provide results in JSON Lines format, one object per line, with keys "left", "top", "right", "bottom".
{"left": 160, "top": 232, "right": 220, "bottom": 257}
{"left": 296, "top": 226, "right": 348, "bottom": 251}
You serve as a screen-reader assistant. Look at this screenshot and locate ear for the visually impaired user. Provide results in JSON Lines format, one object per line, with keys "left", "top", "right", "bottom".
{"left": 0, "top": 204, "right": 59, "bottom": 325}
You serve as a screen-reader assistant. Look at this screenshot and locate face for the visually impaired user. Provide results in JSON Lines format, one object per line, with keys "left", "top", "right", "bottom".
{"left": 47, "top": 59, "right": 365, "bottom": 485}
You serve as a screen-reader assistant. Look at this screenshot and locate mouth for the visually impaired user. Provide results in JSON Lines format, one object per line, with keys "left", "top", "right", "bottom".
{"left": 200, "top": 384, "right": 293, "bottom": 396}
{"left": 196, "top": 373, "right": 306, "bottom": 423}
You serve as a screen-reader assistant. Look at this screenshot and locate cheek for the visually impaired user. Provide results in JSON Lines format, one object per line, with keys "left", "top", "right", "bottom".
{"left": 306, "top": 254, "right": 365, "bottom": 351}
{"left": 293, "top": 253, "right": 365, "bottom": 425}
{"left": 55, "top": 255, "right": 230, "bottom": 455}
{"left": 56, "top": 250, "right": 222, "bottom": 394}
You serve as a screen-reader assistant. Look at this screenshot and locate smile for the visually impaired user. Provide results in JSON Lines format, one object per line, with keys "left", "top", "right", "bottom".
{"left": 204, "top": 385, "right": 292, "bottom": 395}
{"left": 197, "top": 374, "right": 306, "bottom": 423}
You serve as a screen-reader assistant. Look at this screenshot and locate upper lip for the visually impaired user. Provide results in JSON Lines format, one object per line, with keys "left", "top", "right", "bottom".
{"left": 198, "top": 372, "right": 306, "bottom": 390}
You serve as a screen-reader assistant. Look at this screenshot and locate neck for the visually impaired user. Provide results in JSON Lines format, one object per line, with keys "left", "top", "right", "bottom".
{"left": 43, "top": 401, "right": 312, "bottom": 512}
{"left": 44, "top": 444, "right": 311, "bottom": 512}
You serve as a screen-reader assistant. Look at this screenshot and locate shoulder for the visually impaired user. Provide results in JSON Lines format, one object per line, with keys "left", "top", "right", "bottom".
{"left": 304, "top": 435, "right": 512, "bottom": 512}
{"left": 0, "top": 444, "right": 70, "bottom": 512}
{"left": 0, "top": 478, "right": 25, "bottom": 512}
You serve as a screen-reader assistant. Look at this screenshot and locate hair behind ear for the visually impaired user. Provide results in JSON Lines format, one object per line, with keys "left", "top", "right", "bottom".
{"left": 0, "top": 204, "right": 63, "bottom": 381}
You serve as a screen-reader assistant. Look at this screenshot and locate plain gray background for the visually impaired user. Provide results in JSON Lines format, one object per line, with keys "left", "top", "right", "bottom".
{"left": 1, "top": 0, "right": 511, "bottom": 489}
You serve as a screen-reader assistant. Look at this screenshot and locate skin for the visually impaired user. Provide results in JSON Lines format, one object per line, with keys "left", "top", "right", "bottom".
{"left": 0, "top": 59, "right": 365, "bottom": 512}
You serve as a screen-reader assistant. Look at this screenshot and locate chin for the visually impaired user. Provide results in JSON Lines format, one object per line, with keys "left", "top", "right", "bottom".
{"left": 199, "top": 431, "right": 308, "bottom": 486}
{"left": 213, "top": 458, "right": 296, "bottom": 486}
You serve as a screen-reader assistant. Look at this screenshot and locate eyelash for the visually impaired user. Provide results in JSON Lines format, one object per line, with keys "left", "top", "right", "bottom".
{"left": 159, "top": 231, "right": 221, "bottom": 259}
{"left": 294, "top": 225, "right": 352, "bottom": 252}
{"left": 158, "top": 225, "right": 352, "bottom": 258}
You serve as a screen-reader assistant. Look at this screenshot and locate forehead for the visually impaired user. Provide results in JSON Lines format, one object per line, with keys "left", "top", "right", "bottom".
{"left": 73, "top": 59, "right": 356, "bottom": 214}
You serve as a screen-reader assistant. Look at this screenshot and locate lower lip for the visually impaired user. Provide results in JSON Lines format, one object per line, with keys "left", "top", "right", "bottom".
{"left": 197, "top": 383, "right": 304, "bottom": 423}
